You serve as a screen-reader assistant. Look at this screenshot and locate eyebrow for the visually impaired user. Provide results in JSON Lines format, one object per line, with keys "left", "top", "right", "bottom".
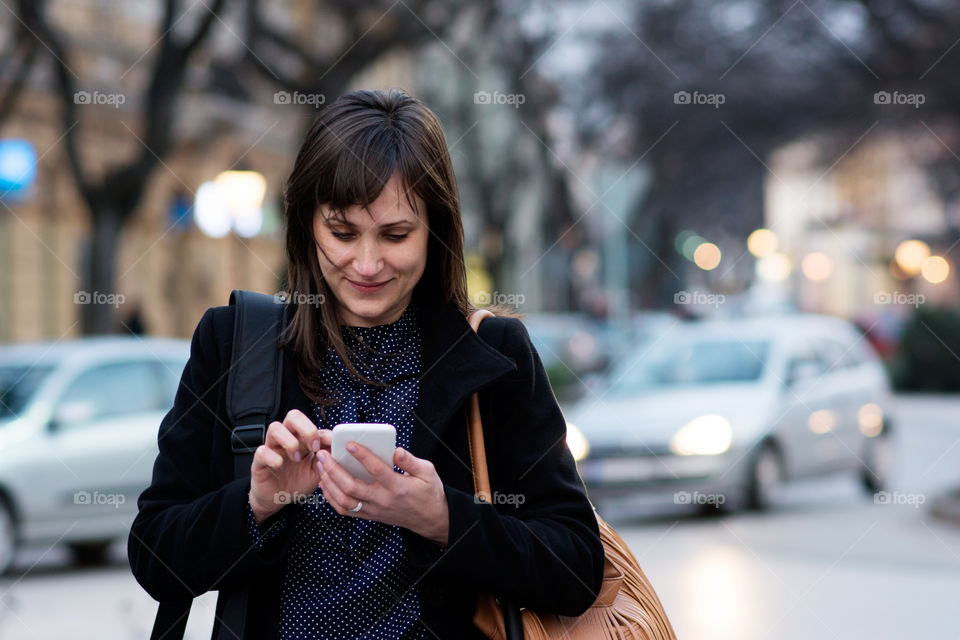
{"left": 325, "top": 219, "right": 416, "bottom": 229}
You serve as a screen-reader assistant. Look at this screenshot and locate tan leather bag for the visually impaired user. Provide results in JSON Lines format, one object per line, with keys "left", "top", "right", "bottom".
{"left": 467, "top": 309, "right": 677, "bottom": 640}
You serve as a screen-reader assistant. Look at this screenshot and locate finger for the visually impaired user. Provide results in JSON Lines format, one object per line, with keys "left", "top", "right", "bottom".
{"left": 315, "top": 428, "right": 333, "bottom": 452}
{"left": 347, "top": 442, "right": 395, "bottom": 486}
{"left": 319, "top": 469, "right": 361, "bottom": 516}
{"left": 283, "top": 409, "right": 323, "bottom": 454}
{"left": 317, "top": 451, "right": 370, "bottom": 500}
{"left": 394, "top": 447, "right": 434, "bottom": 479}
{"left": 266, "top": 421, "right": 303, "bottom": 462}
{"left": 252, "top": 444, "right": 284, "bottom": 474}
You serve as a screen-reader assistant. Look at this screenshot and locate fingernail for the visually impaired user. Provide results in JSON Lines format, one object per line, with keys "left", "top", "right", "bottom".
{"left": 312, "top": 440, "right": 320, "bottom": 452}
{"left": 293, "top": 451, "right": 301, "bottom": 462}
{"left": 398, "top": 448, "right": 407, "bottom": 461}
{"left": 316, "top": 460, "right": 324, "bottom": 474}
{"left": 346, "top": 443, "right": 358, "bottom": 454}
{"left": 318, "top": 451, "right": 328, "bottom": 463}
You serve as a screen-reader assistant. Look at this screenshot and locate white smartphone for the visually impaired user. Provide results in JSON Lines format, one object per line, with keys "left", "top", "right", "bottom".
{"left": 331, "top": 423, "right": 397, "bottom": 484}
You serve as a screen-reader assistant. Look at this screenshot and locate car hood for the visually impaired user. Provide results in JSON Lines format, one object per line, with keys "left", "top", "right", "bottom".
{"left": 564, "top": 384, "right": 774, "bottom": 449}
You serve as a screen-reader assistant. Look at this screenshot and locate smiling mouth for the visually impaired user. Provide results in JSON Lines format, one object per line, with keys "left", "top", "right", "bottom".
{"left": 347, "top": 278, "right": 391, "bottom": 292}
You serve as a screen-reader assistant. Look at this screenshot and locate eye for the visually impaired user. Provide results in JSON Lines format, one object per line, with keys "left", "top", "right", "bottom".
{"left": 385, "top": 233, "right": 409, "bottom": 242}
{"left": 330, "top": 231, "right": 355, "bottom": 240}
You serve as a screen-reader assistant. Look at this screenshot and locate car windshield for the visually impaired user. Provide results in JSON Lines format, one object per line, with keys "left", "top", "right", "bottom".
{"left": 606, "top": 336, "right": 769, "bottom": 394}
{"left": 0, "top": 364, "right": 53, "bottom": 418}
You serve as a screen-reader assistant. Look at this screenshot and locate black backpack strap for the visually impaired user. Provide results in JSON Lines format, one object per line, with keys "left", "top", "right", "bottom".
{"left": 226, "top": 289, "right": 287, "bottom": 480}
{"left": 218, "top": 289, "right": 287, "bottom": 640}
{"left": 150, "top": 601, "right": 190, "bottom": 640}
{"left": 150, "top": 290, "right": 288, "bottom": 640}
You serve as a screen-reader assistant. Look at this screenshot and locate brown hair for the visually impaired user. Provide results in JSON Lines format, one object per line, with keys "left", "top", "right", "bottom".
{"left": 280, "top": 88, "right": 481, "bottom": 408}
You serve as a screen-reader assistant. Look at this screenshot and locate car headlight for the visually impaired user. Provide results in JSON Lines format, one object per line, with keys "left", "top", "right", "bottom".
{"left": 566, "top": 422, "right": 590, "bottom": 461}
{"left": 670, "top": 414, "right": 733, "bottom": 456}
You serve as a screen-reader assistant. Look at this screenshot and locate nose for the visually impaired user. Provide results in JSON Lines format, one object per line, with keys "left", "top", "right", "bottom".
{"left": 351, "top": 237, "right": 383, "bottom": 278}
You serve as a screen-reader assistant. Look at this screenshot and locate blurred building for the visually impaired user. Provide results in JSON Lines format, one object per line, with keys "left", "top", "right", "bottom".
{"left": 0, "top": 1, "right": 414, "bottom": 341}
{"left": 763, "top": 132, "right": 959, "bottom": 320}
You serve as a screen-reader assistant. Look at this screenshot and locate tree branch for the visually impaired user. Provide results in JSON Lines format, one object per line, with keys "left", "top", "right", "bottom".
{"left": 0, "top": 31, "right": 39, "bottom": 124}
{"left": 110, "top": 0, "right": 227, "bottom": 213}
{"left": 19, "top": 0, "right": 93, "bottom": 204}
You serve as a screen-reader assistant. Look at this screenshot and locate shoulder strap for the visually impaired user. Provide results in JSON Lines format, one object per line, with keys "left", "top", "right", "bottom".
{"left": 464, "top": 309, "right": 525, "bottom": 640}
{"left": 465, "top": 309, "right": 495, "bottom": 503}
{"left": 220, "top": 289, "right": 288, "bottom": 640}
{"left": 227, "top": 289, "right": 287, "bottom": 480}
{"left": 151, "top": 290, "right": 288, "bottom": 640}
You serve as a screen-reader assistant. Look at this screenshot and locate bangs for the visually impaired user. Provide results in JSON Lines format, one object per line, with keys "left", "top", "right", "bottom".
{"left": 314, "top": 128, "right": 425, "bottom": 221}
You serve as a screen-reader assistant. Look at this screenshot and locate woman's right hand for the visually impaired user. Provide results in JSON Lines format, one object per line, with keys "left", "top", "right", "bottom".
{"left": 249, "top": 409, "right": 330, "bottom": 524}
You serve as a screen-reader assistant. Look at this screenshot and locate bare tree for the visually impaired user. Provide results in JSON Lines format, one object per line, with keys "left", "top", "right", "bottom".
{"left": 578, "top": 0, "right": 960, "bottom": 306}
{"left": 2, "top": 0, "right": 226, "bottom": 333}
{"left": 0, "top": 0, "right": 476, "bottom": 334}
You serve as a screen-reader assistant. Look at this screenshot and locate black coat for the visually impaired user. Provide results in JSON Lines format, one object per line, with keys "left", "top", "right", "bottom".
{"left": 128, "top": 298, "right": 605, "bottom": 639}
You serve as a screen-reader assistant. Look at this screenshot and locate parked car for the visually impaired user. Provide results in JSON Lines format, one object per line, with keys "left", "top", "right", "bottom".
{"left": 520, "top": 312, "right": 608, "bottom": 375}
{"left": 0, "top": 337, "right": 189, "bottom": 572}
{"left": 563, "top": 314, "right": 894, "bottom": 511}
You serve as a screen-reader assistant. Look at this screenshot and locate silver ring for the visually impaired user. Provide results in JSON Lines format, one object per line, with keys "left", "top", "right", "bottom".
{"left": 350, "top": 500, "right": 362, "bottom": 513}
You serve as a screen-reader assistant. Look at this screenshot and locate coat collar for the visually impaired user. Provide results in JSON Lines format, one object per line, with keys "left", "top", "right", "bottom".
{"left": 407, "top": 298, "right": 517, "bottom": 461}
{"left": 283, "top": 298, "right": 517, "bottom": 462}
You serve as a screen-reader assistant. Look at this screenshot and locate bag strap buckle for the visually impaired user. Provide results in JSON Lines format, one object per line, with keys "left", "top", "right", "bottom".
{"left": 231, "top": 423, "right": 266, "bottom": 454}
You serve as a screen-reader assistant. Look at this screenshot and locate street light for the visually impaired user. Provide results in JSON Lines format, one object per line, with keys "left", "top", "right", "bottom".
{"left": 894, "top": 240, "right": 930, "bottom": 276}
{"left": 921, "top": 255, "right": 950, "bottom": 284}
{"left": 194, "top": 170, "right": 267, "bottom": 238}
{"left": 747, "top": 228, "right": 778, "bottom": 258}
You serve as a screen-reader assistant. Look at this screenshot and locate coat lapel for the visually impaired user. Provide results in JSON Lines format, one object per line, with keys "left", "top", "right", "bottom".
{"left": 408, "top": 299, "right": 517, "bottom": 461}
{"left": 281, "top": 298, "right": 517, "bottom": 462}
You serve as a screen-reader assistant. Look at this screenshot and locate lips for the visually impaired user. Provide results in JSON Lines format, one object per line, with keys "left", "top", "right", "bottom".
{"left": 347, "top": 278, "right": 390, "bottom": 293}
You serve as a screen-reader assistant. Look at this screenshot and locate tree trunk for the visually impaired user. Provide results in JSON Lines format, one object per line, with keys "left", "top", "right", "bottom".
{"left": 79, "top": 206, "right": 123, "bottom": 334}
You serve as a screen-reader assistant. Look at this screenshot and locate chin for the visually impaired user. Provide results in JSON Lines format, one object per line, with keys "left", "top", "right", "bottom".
{"left": 338, "top": 293, "right": 400, "bottom": 325}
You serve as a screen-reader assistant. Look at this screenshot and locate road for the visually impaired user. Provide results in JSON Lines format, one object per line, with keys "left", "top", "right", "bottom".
{"left": 610, "top": 394, "right": 960, "bottom": 640}
{"left": 0, "top": 394, "right": 958, "bottom": 639}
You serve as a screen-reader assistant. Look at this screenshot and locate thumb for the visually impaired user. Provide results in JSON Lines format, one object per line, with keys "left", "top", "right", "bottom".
{"left": 394, "top": 447, "right": 431, "bottom": 477}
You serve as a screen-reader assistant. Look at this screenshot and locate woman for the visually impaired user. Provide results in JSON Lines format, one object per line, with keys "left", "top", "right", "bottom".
{"left": 129, "top": 89, "right": 604, "bottom": 639}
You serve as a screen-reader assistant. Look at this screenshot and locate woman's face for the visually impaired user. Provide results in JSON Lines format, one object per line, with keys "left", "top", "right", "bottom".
{"left": 313, "top": 174, "right": 429, "bottom": 327}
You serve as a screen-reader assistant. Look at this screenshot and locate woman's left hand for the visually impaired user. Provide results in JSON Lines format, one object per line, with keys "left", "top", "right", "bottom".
{"left": 315, "top": 444, "right": 449, "bottom": 546}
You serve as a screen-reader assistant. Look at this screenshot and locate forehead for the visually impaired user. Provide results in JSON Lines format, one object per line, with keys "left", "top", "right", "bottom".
{"left": 319, "top": 175, "right": 423, "bottom": 224}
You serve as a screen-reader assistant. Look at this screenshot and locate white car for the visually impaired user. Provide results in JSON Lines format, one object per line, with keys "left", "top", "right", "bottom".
{"left": 0, "top": 337, "right": 188, "bottom": 572}
{"left": 564, "top": 314, "right": 894, "bottom": 511}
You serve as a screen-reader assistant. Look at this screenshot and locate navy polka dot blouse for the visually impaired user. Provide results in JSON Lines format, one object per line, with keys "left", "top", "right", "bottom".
{"left": 245, "top": 302, "right": 428, "bottom": 639}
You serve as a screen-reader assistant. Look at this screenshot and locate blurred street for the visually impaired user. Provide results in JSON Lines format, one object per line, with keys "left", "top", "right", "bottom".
{"left": 619, "top": 393, "right": 960, "bottom": 640}
{"left": 0, "top": 394, "right": 956, "bottom": 639}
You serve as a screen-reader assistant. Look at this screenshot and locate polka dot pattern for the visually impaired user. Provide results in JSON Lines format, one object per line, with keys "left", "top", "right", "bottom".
{"left": 250, "top": 301, "right": 427, "bottom": 639}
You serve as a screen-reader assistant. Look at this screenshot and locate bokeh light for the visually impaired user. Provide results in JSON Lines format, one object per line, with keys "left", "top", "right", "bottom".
{"left": 894, "top": 240, "right": 930, "bottom": 276}
{"left": 921, "top": 255, "right": 950, "bottom": 284}
{"left": 694, "top": 242, "right": 722, "bottom": 270}
{"left": 801, "top": 252, "right": 833, "bottom": 281}
{"left": 756, "top": 253, "right": 792, "bottom": 282}
{"left": 747, "top": 228, "right": 778, "bottom": 258}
